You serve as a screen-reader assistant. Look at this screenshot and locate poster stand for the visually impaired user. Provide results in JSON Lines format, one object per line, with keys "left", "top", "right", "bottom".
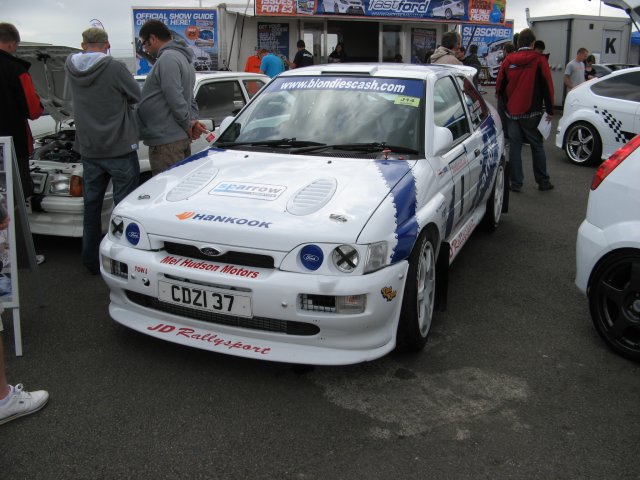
{"left": 0, "top": 137, "right": 43, "bottom": 356}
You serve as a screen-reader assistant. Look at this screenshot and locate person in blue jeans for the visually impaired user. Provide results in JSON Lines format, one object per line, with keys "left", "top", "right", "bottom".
{"left": 65, "top": 27, "right": 141, "bottom": 274}
{"left": 259, "top": 48, "right": 285, "bottom": 78}
{"left": 495, "top": 28, "right": 554, "bottom": 192}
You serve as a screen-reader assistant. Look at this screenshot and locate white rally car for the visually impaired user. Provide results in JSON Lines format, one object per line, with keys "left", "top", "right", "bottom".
{"left": 18, "top": 44, "right": 267, "bottom": 237}
{"left": 555, "top": 66, "right": 640, "bottom": 166}
{"left": 100, "top": 63, "right": 507, "bottom": 365}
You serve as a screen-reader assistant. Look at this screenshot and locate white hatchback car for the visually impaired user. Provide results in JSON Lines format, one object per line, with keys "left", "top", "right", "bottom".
{"left": 576, "top": 134, "right": 640, "bottom": 360}
{"left": 322, "top": 0, "right": 365, "bottom": 15}
{"left": 431, "top": 0, "right": 465, "bottom": 19}
{"left": 555, "top": 66, "right": 640, "bottom": 166}
{"left": 100, "top": 63, "right": 507, "bottom": 365}
{"left": 18, "top": 44, "right": 267, "bottom": 237}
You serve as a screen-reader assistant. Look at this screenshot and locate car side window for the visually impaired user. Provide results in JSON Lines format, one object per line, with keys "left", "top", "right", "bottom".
{"left": 243, "top": 79, "right": 266, "bottom": 99}
{"left": 433, "top": 76, "right": 470, "bottom": 141}
{"left": 590, "top": 71, "right": 640, "bottom": 102}
{"left": 456, "top": 76, "right": 489, "bottom": 130}
{"left": 195, "top": 81, "right": 246, "bottom": 124}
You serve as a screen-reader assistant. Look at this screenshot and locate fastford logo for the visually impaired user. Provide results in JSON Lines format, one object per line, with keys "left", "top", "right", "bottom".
{"left": 175, "top": 212, "right": 272, "bottom": 228}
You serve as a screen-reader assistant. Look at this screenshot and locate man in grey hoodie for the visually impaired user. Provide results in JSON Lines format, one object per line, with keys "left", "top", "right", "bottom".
{"left": 65, "top": 27, "right": 141, "bottom": 275}
{"left": 136, "top": 20, "right": 206, "bottom": 175}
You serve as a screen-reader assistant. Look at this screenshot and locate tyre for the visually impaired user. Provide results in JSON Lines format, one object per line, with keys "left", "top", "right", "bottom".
{"left": 481, "top": 159, "right": 505, "bottom": 231}
{"left": 396, "top": 231, "right": 437, "bottom": 352}
{"left": 588, "top": 249, "right": 640, "bottom": 361}
{"left": 445, "top": 8, "right": 453, "bottom": 19}
{"left": 564, "top": 121, "right": 602, "bottom": 166}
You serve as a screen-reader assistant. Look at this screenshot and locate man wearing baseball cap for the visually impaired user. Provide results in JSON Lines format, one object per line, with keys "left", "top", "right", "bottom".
{"left": 65, "top": 27, "right": 141, "bottom": 275}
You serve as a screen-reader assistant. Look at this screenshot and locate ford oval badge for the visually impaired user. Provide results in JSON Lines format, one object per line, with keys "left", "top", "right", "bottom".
{"left": 125, "top": 223, "right": 141, "bottom": 246}
{"left": 300, "top": 245, "right": 323, "bottom": 271}
{"left": 199, "top": 246, "right": 221, "bottom": 257}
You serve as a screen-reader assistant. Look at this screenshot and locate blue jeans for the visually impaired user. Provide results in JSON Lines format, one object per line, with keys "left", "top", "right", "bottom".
{"left": 82, "top": 152, "right": 140, "bottom": 270}
{"left": 508, "top": 116, "right": 551, "bottom": 188}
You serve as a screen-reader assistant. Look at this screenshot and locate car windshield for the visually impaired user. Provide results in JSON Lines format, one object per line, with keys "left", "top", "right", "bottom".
{"left": 216, "top": 75, "right": 425, "bottom": 154}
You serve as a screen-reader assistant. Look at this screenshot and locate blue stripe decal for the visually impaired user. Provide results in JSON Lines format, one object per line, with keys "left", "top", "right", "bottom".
{"left": 471, "top": 117, "right": 499, "bottom": 210}
{"left": 169, "top": 147, "right": 223, "bottom": 170}
{"left": 374, "top": 160, "right": 419, "bottom": 263}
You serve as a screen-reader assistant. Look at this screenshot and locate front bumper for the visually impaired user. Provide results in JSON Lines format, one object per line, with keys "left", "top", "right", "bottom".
{"left": 27, "top": 195, "right": 112, "bottom": 237}
{"left": 100, "top": 237, "right": 409, "bottom": 365}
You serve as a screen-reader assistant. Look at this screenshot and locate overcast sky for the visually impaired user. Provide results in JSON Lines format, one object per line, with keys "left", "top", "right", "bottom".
{"left": 1, "top": 0, "right": 631, "bottom": 57}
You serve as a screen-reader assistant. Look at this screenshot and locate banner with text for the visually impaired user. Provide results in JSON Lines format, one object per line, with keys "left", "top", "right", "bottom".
{"left": 257, "top": 22, "right": 290, "bottom": 64}
{"left": 461, "top": 20, "right": 513, "bottom": 82}
{"left": 132, "top": 8, "right": 218, "bottom": 75}
{"left": 255, "top": 0, "right": 506, "bottom": 24}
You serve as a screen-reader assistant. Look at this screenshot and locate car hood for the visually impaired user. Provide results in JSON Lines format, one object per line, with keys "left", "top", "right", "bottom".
{"left": 116, "top": 148, "right": 419, "bottom": 251}
{"left": 16, "top": 45, "right": 81, "bottom": 124}
{"left": 603, "top": 0, "right": 640, "bottom": 26}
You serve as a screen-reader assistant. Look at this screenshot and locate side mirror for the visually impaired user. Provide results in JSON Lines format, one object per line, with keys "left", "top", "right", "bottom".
{"left": 433, "top": 126, "right": 454, "bottom": 156}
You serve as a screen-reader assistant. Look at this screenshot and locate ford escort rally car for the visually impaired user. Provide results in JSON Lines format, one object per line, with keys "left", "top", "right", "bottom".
{"left": 100, "top": 63, "right": 507, "bottom": 365}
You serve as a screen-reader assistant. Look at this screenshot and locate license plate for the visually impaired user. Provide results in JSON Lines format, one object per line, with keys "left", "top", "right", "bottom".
{"left": 158, "top": 281, "right": 252, "bottom": 317}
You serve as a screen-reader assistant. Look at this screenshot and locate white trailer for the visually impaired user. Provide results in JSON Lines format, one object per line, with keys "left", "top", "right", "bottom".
{"left": 529, "top": 14, "right": 632, "bottom": 107}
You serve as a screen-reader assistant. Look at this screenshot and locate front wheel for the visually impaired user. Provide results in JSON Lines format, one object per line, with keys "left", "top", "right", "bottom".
{"left": 565, "top": 121, "right": 602, "bottom": 166}
{"left": 589, "top": 250, "right": 640, "bottom": 361}
{"left": 396, "top": 231, "right": 437, "bottom": 352}
{"left": 481, "top": 160, "right": 505, "bottom": 231}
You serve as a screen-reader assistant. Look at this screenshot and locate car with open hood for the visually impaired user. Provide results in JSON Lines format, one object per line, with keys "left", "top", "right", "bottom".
{"left": 17, "top": 44, "right": 267, "bottom": 237}
{"left": 100, "top": 63, "right": 507, "bottom": 365}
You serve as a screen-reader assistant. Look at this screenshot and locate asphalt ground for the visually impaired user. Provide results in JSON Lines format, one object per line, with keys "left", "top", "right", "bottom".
{"left": 2, "top": 92, "right": 639, "bottom": 479}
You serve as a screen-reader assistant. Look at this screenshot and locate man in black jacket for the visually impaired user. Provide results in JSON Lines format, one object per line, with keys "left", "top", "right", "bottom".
{"left": 0, "top": 22, "right": 44, "bottom": 198}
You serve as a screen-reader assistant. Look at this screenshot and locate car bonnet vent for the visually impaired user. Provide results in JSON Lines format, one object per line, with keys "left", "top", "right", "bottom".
{"left": 286, "top": 177, "right": 337, "bottom": 216}
{"left": 166, "top": 167, "right": 218, "bottom": 202}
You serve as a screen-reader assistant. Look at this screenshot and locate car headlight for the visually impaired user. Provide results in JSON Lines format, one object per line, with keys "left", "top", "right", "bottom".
{"left": 48, "top": 174, "right": 83, "bottom": 197}
{"left": 364, "top": 241, "right": 388, "bottom": 273}
{"left": 332, "top": 245, "right": 360, "bottom": 273}
{"left": 282, "top": 242, "right": 389, "bottom": 275}
{"left": 110, "top": 216, "right": 124, "bottom": 240}
{"left": 107, "top": 214, "right": 150, "bottom": 249}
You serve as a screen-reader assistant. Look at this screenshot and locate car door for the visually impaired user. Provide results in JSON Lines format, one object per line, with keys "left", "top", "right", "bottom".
{"left": 432, "top": 75, "right": 474, "bottom": 238}
{"left": 589, "top": 70, "right": 640, "bottom": 156}
{"left": 455, "top": 75, "right": 492, "bottom": 211}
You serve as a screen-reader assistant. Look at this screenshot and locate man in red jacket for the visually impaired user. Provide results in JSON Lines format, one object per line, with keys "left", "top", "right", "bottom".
{"left": 0, "top": 22, "right": 44, "bottom": 198}
{"left": 496, "top": 28, "right": 554, "bottom": 192}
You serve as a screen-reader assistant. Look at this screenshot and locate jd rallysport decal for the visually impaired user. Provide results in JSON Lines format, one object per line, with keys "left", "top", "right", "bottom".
{"left": 147, "top": 323, "right": 271, "bottom": 355}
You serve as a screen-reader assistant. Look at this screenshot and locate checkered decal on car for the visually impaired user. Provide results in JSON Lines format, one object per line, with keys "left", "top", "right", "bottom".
{"left": 594, "top": 106, "right": 627, "bottom": 143}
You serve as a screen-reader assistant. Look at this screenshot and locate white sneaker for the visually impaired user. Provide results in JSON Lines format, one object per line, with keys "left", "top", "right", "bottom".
{"left": 0, "top": 384, "right": 49, "bottom": 425}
